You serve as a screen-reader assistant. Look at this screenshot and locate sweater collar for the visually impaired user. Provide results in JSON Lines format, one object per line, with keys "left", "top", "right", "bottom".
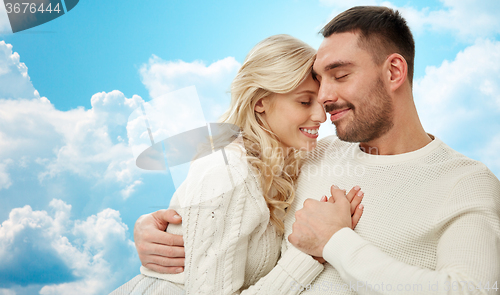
{"left": 348, "top": 134, "right": 442, "bottom": 165}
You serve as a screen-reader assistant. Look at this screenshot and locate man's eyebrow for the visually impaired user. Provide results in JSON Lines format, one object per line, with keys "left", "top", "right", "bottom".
{"left": 324, "top": 61, "right": 353, "bottom": 71}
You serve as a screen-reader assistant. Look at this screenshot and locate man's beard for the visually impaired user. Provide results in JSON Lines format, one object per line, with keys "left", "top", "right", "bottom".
{"left": 327, "top": 78, "right": 394, "bottom": 143}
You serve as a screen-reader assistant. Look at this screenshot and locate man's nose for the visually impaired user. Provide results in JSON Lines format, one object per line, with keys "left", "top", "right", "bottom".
{"left": 317, "top": 82, "right": 338, "bottom": 106}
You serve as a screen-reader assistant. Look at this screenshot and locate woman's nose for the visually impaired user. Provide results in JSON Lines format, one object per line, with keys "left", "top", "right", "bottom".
{"left": 311, "top": 100, "right": 327, "bottom": 123}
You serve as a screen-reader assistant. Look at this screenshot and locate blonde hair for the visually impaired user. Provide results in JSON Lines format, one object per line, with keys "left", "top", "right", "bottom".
{"left": 219, "top": 34, "right": 316, "bottom": 233}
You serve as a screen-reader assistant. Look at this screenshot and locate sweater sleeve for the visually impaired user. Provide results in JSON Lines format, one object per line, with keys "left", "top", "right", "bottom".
{"left": 241, "top": 245, "right": 324, "bottom": 294}
{"left": 322, "top": 169, "right": 500, "bottom": 295}
{"left": 179, "top": 151, "right": 323, "bottom": 295}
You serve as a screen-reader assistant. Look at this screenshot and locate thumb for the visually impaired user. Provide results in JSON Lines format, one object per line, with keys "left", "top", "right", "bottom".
{"left": 330, "top": 185, "right": 347, "bottom": 203}
{"left": 153, "top": 209, "right": 182, "bottom": 227}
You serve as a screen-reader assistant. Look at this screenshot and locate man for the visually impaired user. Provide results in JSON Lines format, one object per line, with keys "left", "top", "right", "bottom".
{"left": 134, "top": 6, "right": 500, "bottom": 294}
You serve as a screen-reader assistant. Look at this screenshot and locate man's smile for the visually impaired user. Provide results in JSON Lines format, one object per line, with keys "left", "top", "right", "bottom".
{"left": 328, "top": 108, "right": 351, "bottom": 122}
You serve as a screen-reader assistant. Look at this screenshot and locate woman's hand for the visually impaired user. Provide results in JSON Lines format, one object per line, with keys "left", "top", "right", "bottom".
{"left": 320, "top": 185, "right": 364, "bottom": 229}
{"left": 291, "top": 185, "right": 365, "bottom": 260}
{"left": 312, "top": 186, "right": 363, "bottom": 264}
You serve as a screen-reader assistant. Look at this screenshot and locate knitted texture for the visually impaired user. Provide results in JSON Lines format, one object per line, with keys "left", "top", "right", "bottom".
{"left": 282, "top": 135, "right": 500, "bottom": 294}
{"left": 126, "top": 146, "right": 324, "bottom": 295}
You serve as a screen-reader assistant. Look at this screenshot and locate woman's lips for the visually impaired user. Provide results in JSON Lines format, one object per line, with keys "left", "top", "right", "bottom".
{"left": 299, "top": 128, "right": 319, "bottom": 138}
{"left": 330, "top": 108, "right": 350, "bottom": 122}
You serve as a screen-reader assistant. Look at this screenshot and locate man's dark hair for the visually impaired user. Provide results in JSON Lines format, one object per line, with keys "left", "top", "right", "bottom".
{"left": 320, "top": 6, "right": 415, "bottom": 86}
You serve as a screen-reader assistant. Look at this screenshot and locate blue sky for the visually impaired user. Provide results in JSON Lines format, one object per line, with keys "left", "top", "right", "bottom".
{"left": 1, "top": 0, "right": 500, "bottom": 294}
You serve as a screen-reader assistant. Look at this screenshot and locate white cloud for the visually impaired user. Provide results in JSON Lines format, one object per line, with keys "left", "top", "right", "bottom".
{"left": 0, "top": 1, "right": 12, "bottom": 34}
{"left": 422, "top": 0, "right": 500, "bottom": 40}
{"left": 0, "top": 93, "right": 144, "bottom": 189}
{"left": 44, "top": 90, "right": 143, "bottom": 183}
{"left": 381, "top": 3, "right": 429, "bottom": 35}
{"left": 319, "top": 1, "right": 500, "bottom": 40}
{"left": 0, "top": 41, "right": 242, "bottom": 199}
{"left": 135, "top": 58, "right": 243, "bottom": 188}
{"left": 120, "top": 179, "right": 143, "bottom": 200}
{"left": 0, "top": 41, "right": 148, "bottom": 198}
{"left": 91, "top": 90, "right": 143, "bottom": 127}
{"left": 0, "top": 289, "right": 16, "bottom": 295}
{"left": 0, "top": 159, "right": 13, "bottom": 190}
{"left": 140, "top": 56, "right": 239, "bottom": 98}
{"left": 0, "top": 41, "right": 39, "bottom": 100}
{"left": 0, "top": 42, "right": 156, "bottom": 292}
{"left": 414, "top": 39, "right": 500, "bottom": 130}
{"left": 140, "top": 56, "right": 240, "bottom": 122}
{"left": 414, "top": 39, "right": 500, "bottom": 176}
{"left": 0, "top": 200, "right": 138, "bottom": 295}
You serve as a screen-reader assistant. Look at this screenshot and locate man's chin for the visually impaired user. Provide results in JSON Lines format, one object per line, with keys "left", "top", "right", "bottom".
{"left": 335, "top": 128, "right": 362, "bottom": 143}
{"left": 333, "top": 124, "right": 351, "bottom": 142}
{"left": 335, "top": 130, "right": 351, "bottom": 142}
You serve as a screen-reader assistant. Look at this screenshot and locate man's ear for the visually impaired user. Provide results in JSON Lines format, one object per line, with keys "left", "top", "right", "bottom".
{"left": 385, "top": 53, "right": 408, "bottom": 92}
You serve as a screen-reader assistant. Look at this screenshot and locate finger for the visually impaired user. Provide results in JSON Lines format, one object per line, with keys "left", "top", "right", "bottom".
{"left": 143, "top": 263, "right": 184, "bottom": 274}
{"left": 313, "top": 256, "right": 326, "bottom": 264}
{"left": 136, "top": 243, "right": 186, "bottom": 263}
{"left": 327, "top": 196, "right": 335, "bottom": 203}
{"left": 351, "top": 204, "right": 364, "bottom": 229}
{"left": 330, "top": 185, "right": 338, "bottom": 197}
{"left": 302, "top": 198, "right": 320, "bottom": 209}
{"left": 320, "top": 195, "right": 327, "bottom": 202}
{"left": 145, "top": 230, "right": 184, "bottom": 247}
{"left": 330, "top": 185, "right": 348, "bottom": 203}
{"left": 153, "top": 209, "right": 182, "bottom": 226}
{"left": 144, "top": 254, "right": 185, "bottom": 267}
{"left": 350, "top": 189, "right": 364, "bottom": 215}
{"left": 147, "top": 243, "right": 186, "bottom": 258}
{"left": 346, "top": 186, "right": 360, "bottom": 203}
{"left": 161, "top": 232, "right": 184, "bottom": 247}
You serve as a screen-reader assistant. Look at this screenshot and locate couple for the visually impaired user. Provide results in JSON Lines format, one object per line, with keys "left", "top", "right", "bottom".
{"left": 114, "top": 6, "right": 500, "bottom": 295}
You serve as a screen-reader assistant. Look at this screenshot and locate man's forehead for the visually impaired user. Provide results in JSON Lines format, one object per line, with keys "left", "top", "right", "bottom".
{"left": 313, "top": 39, "right": 334, "bottom": 70}
{"left": 318, "top": 32, "right": 359, "bottom": 54}
{"left": 314, "top": 32, "right": 364, "bottom": 70}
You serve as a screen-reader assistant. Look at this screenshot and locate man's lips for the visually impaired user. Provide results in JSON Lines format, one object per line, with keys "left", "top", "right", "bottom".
{"left": 330, "top": 108, "right": 350, "bottom": 121}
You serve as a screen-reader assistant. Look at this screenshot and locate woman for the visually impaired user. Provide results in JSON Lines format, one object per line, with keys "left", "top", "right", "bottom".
{"left": 112, "top": 34, "right": 363, "bottom": 294}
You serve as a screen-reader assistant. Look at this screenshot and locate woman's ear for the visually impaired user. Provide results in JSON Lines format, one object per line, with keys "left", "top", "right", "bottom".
{"left": 254, "top": 98, "right": 266, "bottom": 113}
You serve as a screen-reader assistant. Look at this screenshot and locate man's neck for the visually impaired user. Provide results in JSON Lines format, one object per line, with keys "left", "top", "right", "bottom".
{"left": 359, "top": 102, "right": 432, "bottom": 156}
{"left": 359, "top": 129, "right": 432, "bottom": 156}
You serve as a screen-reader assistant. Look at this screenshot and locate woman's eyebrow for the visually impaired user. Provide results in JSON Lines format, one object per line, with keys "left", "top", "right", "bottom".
{"left": 294, "top": 90, "right": 316, "bottom": 96}
{"left": 312, "top": 70, "right": 319, "bottom": 80}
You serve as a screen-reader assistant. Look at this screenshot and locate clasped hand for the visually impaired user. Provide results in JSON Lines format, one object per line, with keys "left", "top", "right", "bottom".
{"left": 133, "top": 185, "right": 364, "bottom": 273}
{"left": 288, "top": 185, "right": 364, "bottom": 258}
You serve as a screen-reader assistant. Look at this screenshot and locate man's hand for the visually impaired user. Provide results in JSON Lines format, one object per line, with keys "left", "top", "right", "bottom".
{"left": 288, "top": 185, "right": 364, "bottom": 258}
{"left": 134, "top": 209, "right": 185, "bottom": 274}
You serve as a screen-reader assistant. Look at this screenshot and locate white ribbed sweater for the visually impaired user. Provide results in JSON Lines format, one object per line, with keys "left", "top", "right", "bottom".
{"left": 140, "top": 146, "right": 324, "bottom": 294}
{"left": 283, "top": 135, "right": 500, "bottom": 294}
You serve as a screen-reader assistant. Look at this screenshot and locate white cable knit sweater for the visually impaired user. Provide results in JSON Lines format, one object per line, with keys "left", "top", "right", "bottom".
{"left": 139, "top": 146, "right": 324, "bottom": 294}
{"left": 282, "top": 135, "right": 500, "bottom": 294}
